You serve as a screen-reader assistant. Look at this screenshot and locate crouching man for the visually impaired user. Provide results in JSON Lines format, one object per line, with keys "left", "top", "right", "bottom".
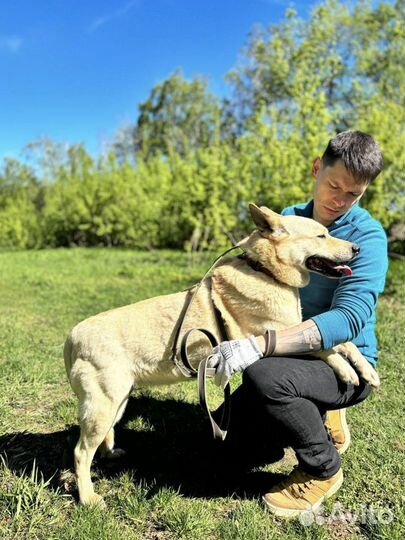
{"left": 211, "top": 130, "right": 388, "bottom": 517}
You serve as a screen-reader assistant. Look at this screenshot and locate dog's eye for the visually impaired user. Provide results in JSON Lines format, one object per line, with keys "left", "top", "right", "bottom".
{"left": 317, "top": 234, "right": 326, "bottom": 238}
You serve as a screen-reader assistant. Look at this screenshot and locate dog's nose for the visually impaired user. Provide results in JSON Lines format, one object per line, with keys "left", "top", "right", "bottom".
{"left": 352, "top": 244, "right": 360, "bottom": 256}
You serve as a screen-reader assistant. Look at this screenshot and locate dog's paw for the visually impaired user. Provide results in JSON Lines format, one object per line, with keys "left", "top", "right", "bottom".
{"left": 359, "top": 364, "right": 381, "bottom": 389}
{"left": 81, "top": 493, "right": 106, "bottom": 508}
{"left": 335, "top": 363, "right": 360, "bottom": 386}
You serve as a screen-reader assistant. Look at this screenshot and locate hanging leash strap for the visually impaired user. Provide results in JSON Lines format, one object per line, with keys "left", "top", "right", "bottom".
{"left": 170, "top": 245, "right": 241, "bottom": 377}
{"left": 170, "top": 245, "right": 278, "bottom": 441}
{"left": 197, "top": 354, "right": 231, "bottom": 440}
{"left": 179, "top": 326, "right": 232, "bottom": 440}
{"left": 197, "top": 327, "right": 277, "bottom": 440}
{"left": 169, "top": 245, "right": 241, "bottom": 439}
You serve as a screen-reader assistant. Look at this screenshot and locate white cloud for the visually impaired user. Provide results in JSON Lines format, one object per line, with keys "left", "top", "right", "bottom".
{"left": 0, "top": 35, "right": 23, "bottom": 53}
{"left": 90, "top": 16, "right": 110, "bottom": 32}
{"left": 89, "top": 0, "right": 140, "bottom": 32}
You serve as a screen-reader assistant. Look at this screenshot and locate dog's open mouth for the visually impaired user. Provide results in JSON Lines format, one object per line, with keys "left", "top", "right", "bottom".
{"left": 305, "top": 256, "right": 353, "bottom": 278}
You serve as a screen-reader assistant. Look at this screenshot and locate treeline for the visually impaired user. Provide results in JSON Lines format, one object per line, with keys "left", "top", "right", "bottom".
{"left": 1, "top": 0, "right": 405, "bottom": 250}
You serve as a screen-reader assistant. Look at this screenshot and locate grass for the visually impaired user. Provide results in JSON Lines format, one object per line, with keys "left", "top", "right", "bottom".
{"left": 0, "top": 247, "right": 404, "bottom": 540}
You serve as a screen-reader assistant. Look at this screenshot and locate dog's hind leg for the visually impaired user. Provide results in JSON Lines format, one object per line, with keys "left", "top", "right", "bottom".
{"left": 100, "top": 395, "right": 130, "bottom": 459}
{"left": 72, "top": 362, "right": 133, "bottom": 506}
{"left": 74, "top": 397, "right": 113, "bottom": 506}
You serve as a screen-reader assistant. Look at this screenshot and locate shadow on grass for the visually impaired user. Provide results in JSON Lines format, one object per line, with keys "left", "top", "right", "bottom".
{"left": 0, "top": 394, "right": 285, "bottom": 501}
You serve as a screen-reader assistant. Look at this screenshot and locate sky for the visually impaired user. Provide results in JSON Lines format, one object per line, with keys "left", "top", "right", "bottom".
{"left": 0, "top": 0, "right": 316, "bottom": 163}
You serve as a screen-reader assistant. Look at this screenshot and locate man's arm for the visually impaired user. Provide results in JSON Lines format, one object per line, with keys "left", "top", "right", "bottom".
{"left": 309, "top": 226, "right": 388, "bottom": 351}
{"left": 255, "top": 221, "right": 388, "bottom": 356}
{"left": 209, "top": 320, "right": 323, "bottom": 389}
{"left": 255, "top": 319, "right": 322, "bottom": 356}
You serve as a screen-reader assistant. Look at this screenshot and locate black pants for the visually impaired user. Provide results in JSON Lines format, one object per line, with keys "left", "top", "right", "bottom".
{"left": 222, "top": 356, "right": 372, "bottom": 478}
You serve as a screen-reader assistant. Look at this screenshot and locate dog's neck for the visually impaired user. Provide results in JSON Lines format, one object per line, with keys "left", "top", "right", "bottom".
{"left": 237, "top": 233, "right": 310, "bottom": 288}
{"left": 238, "top": 253, "right": 278, "bottom": 281}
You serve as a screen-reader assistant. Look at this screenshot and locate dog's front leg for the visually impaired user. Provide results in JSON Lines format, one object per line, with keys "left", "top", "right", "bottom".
{"left": 333, "top": 342, "right": 381, "bottom": 389}
{"left": 316, "top": 349, "right": 360, "bottom": 386}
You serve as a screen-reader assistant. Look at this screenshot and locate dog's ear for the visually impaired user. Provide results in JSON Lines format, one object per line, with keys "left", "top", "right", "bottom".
{"left": 249, "top": 203, "right": 288, "bottom": 238}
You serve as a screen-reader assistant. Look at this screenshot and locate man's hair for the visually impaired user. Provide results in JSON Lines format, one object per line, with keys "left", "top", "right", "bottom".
{"left": 322, "top": 130, "right": 384, "bottom": 184}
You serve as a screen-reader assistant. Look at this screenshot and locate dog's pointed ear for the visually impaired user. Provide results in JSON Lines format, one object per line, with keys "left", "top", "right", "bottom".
{"left": 249, "top": 203, "right": 271, "bottom": 231}
{"left": 249, "top": 203, "right": 288, "bottom": 238}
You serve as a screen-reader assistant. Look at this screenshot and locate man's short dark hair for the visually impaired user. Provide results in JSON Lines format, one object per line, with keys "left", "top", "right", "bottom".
{"left": 322, "top": 130, "right": 384, "bottom": 184}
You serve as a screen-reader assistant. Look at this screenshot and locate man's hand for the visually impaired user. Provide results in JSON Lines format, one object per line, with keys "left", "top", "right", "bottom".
{"left": 208, "top": 336, "right": 263, "bottom": 389}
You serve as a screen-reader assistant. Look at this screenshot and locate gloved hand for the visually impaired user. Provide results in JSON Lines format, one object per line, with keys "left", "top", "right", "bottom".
{"left": 207, "top": 336, "right": 263, "bottom": 389}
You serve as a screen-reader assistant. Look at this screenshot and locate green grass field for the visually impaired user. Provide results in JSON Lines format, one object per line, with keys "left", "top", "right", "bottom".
{"left": 0, "top": 248, "right": 404, "bottom": 540}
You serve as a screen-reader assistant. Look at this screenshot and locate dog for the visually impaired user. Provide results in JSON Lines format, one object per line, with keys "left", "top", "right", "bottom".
{"left": 64, "top": 204, "right": 380, "bottom": 506}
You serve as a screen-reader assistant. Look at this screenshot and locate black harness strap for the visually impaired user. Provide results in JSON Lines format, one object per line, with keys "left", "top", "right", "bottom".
{"left": 238, "top": 252, "right": 277, "bottom": 280}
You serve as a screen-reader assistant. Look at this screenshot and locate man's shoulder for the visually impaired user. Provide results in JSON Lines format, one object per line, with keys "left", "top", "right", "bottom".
{"left": 281, "top": 202, "right": 311, "bottom": 217}
{"left": 341, "top": 207, "right": 388, "bottom": 265}
{"left": 348, "top": 205, "right": 386, "bottom": 238}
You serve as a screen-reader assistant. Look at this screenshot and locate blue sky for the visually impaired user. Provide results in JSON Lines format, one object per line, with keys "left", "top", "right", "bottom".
{"left": 0, "top": 0, "right": 316, "bottom": 162}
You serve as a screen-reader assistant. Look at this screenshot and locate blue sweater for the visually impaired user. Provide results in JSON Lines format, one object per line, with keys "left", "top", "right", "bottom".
{"left": 282, "top": 201, "right": 388, "bottom": 366}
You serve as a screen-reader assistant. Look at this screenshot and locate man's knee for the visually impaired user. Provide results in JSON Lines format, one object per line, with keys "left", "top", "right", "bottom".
{"left": 243, "top": 357, "right": 297, "bottom": 400}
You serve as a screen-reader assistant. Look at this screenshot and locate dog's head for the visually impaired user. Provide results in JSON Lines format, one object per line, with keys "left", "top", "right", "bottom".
{"left": 238, "top": 203, "right": 359, "bottom": 287}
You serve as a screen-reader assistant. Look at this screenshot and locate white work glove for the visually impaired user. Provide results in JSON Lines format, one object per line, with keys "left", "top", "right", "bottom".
{"left": 208, "top": 336, "right": 263, "bottom": 389}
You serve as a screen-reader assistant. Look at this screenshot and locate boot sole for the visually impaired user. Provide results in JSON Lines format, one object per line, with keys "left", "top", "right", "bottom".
{"left": 262, "top": 472, "right": 344, "bottom": 518}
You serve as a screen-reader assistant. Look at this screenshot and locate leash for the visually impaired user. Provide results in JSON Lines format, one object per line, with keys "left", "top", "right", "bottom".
{"left": 169, "top": 246, "right": 241, "bottom": 440}
{"left": 197, "top": 328, "right": 277, "bottom": 440}
{"left": 170, "top": 245, "right": 242, "bottom": 377}
{"left": 170, "top": 245, "right": 279, "bottom": 441}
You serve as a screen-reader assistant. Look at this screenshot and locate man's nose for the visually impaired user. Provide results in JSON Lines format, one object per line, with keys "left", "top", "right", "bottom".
{"left": 334, "top": 198, "right": 346, "bottom": 208}
{"left": 352, "top": 244, "right": 360, "bottom": 256}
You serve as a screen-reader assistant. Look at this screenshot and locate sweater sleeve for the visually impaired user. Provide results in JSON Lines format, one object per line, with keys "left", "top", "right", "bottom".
{"left": 311, "top": 225, "right": 388, "bottom": 350}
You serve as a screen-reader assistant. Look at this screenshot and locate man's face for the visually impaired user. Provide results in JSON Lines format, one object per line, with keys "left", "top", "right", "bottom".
{"left": 312, "top": 158, "right": 369, "bottom": 226}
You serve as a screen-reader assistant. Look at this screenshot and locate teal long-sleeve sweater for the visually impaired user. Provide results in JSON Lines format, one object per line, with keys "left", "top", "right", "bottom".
{"left": 282, "top": 201, "right": 388, "bottom": 366}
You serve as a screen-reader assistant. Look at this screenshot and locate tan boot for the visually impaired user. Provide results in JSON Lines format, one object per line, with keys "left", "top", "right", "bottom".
{"left": 325, "top": 408, "right": 351, "bottom": 454}
{"left": 263, "top": 467, "right": 343, "bottom": 517}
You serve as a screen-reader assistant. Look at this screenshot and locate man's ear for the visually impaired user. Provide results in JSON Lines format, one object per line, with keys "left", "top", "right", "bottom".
{"left": 248, "top": 203, "right": 288, "bottom": 238}
{"left": 312, "top": 157, "right": 322, "bottom": 179}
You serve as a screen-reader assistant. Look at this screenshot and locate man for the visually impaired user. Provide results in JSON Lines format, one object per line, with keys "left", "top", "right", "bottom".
{"left": 211, "top": 130, "right": 388, "bottom": 517}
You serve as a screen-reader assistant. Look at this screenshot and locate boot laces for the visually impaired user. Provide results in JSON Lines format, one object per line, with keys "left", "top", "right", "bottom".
{"left": 285, "top": 468, "right": 314, "bottom": 497}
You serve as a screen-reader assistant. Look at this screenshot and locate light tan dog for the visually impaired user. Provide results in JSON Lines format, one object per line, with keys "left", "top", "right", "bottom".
{"left": 64, "top": 204, "right": 380, "bottom": 506}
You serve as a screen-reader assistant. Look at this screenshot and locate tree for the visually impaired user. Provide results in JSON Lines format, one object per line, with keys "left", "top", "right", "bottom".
{"left": 227, "top": 0, "right": 405, "bottom": 130}
{"left": 0, "top": 159, "right": 43, "bottom": 248}
{"left": 113, "top": 71, "right": 223, "bottom": 161}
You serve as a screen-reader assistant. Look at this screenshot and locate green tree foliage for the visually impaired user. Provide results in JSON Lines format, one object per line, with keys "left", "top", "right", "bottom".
{"left": 1, "top": 0, "right": 404, "bottom": 249}
{"left": 0, "top": 159, "right": 43, "bottom": 248}
{"left": 43, "top": 145, "right": 171, "bottom": 248}
{"left": 113, "top": 71, "right": 224, "bottom": 161}
{"left": 228, "top": 0, "right": 405, "bottom": 126}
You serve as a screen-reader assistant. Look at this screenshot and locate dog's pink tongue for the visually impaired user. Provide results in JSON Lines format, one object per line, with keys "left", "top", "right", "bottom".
{"left": 334, "top": 265, "right": 353, "bottom": 277}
